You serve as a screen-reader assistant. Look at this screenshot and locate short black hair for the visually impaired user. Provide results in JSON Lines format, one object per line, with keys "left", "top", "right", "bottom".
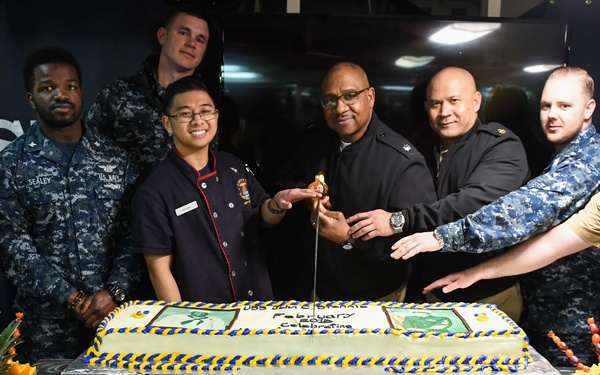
{"left": 164, "top": 3, "right": 209, "bottom": 29}
{"left": 163, "top": 76, "right": 214, "bottom": 113}
{"left": 23, "top": 46, "right": 82, "bottom": 93}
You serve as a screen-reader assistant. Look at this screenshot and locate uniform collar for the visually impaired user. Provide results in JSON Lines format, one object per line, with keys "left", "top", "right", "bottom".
{"left": 168, "top": 147, "right": 217, "bottom": 182}
{"left": 547, "top": 124, "right": 597, "bottom": 172}
{"left": 23, "top": 121, "right": 103, "bottom": 166}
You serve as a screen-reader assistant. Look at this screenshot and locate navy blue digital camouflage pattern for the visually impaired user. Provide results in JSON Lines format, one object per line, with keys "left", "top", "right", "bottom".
{"left": 84, "top": 55, "right": 203, "bottom": 179}
{"left": 437, "top": 125, "right": 600, "bottom": 252}
{"left": 0, "top": 122, "right": 139, "bottom": 362}
{"left": 435, "top": 125, "right": 600, "bottom": 366}
{"left": 520, "top": 248, "right": 600, "bottom": 366}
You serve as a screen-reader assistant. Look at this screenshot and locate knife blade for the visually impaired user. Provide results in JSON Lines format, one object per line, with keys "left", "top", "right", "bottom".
{"left": 311, "top": 199, "right": 320, "bottom": 324}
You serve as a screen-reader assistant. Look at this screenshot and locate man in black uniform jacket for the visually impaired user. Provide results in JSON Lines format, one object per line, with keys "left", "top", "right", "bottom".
{"left": 346, "top": 67, "right": 530, "bottom": 320}
{"left": 275, "top": 62, "right": 436, "bottom": 302}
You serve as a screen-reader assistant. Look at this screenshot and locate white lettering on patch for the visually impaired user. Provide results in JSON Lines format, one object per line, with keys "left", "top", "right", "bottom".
{"left": 27, "top": 176, "right": 52, "bottom": 187}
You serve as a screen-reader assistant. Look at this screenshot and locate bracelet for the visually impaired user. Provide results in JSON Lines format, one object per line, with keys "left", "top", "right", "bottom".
{"left": 267, "top": 199, "right": 286, "bottom": 214}
{"left": 433, "top": 229, "right": 445, "bottom": 250}
{"left": 67, "top": 290, "right": 85, "bottom": 310}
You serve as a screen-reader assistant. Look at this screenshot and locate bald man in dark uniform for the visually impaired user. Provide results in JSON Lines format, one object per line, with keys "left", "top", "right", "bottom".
{"left": 347, "top": 67, "right": 529, "bottom": 320}
{"left": 276, "top": 62, "right": 437, "bottom": 302}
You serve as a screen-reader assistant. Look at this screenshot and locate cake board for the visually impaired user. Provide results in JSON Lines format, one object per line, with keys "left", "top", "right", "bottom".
{"left": 59, "top": 347, "right": 561, "bottom": 375}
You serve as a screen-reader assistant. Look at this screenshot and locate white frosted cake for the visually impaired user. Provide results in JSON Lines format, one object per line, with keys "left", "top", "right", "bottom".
{"left": 83, "top": 300, "right": 531, "bottom": 373}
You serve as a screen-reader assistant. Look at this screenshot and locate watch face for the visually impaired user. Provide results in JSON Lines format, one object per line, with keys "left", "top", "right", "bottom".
{"left": 110, "top": 286, "right": 126, "bottom": 303}
{"left": 116, "top": 291, "right": 125, "bottom": 302}
{"left": 342, "top": 242, "right": 353, "bottom": 250}
{"left": 391, "top": 213, "right": 402, "bottom": 227}
{"left": 391, "top": 212, "right": 404, "bottom": 233}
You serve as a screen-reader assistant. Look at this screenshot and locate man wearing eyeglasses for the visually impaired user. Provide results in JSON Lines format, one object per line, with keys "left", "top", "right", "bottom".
{"left": 345, "top": 67, "right": 529, "bottom": 320}
{"left": 275, "top": 62, "right": 436, "bottom": 302}
{"left": 132, "top": 76, "right": 321, "bottom": 303}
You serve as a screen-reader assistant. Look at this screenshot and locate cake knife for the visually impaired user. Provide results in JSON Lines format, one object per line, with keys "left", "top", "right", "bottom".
{"left": 311, "top": 198, "right": 320, "bottom": 323}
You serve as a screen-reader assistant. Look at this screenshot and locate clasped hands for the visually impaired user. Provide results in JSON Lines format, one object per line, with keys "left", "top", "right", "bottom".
{"left": 67, "top": 289, "right": 117, "bottom": 328}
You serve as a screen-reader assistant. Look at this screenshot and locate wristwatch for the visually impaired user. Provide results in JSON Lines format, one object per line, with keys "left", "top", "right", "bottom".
{"left": 341, "top": 236, "right": 355, "bottom": 250}
{"left": 107, "top": 284, "right": 127, "bottom": 304}
{"left": 390, "top": 211, "right": 405, "bottom": 234}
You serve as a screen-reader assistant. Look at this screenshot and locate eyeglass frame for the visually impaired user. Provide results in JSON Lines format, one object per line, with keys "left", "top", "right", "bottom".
{"left": 320, "top": 87, "right": 370, "bottom": 109}
{"left": 165, "top": 109, "right": 219, "bottom": 124}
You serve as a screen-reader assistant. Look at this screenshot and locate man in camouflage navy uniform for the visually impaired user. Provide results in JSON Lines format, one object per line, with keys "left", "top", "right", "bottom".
{"left": 0, "top": 47, "right": 139, "bottom": 363}
{"left": 421, "top": 190, "right": 600, "bottom": 367}
{"left": 84, "top": 4, "right": 209, "bottom": 300}
{"left": 84, "top": 3, "right": 210, "bottom": 180}
{"left": 391, "top": 66, "right": 600, "bottom": 366}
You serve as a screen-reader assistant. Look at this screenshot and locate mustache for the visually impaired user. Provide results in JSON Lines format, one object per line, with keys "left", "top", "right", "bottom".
{"left": 51, "top": 101, "right": 74, "bottom": 110}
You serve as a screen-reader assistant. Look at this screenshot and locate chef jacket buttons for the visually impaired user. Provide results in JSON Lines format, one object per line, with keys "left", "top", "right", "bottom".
{"left": 247, "top": 290, "right": 253, "bottom": 297}
{"left": 222, "top": 241, "right": 228, "bottom": 247}
{"left": 213, "top": 212, "right": 218, "bottom": 218}
{"left": 201, "top": 182, "right": 207, "bottom": 189}
{"left": 232, "top": 270, "right": 236, "bottom": 277}
{"left": 229, "top": 202, "right": 234, "bottom": 208}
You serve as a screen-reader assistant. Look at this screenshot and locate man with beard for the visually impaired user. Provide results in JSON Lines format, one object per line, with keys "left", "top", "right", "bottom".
{"left": 0, "top": 47, "right": 139, "bottom": 363}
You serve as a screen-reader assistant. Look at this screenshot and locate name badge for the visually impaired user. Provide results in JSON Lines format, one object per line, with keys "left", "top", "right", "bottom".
{"left": 175, "top": 201, "right": 198, "bottom": 216}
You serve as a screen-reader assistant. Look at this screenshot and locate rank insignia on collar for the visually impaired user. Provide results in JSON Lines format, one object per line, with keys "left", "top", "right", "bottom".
{"left": 230, "top": 167, "right": 238, "bottom": 174}
{"left": 403, "top": 144, "right": 412, "bottom": 152}
{"left": 498, "top": 129, "right": 506, "bottom": 134}
{"left": 28, "top": 142, "right": 37, "bottom": 147}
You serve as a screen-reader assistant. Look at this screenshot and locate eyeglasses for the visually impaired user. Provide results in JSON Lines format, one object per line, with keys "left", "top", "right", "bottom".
{"left": 165, "top": 109, "right": 219, "bottom": 124}
{"left": 320, "top": 88, "right": 370, "bottom": 109}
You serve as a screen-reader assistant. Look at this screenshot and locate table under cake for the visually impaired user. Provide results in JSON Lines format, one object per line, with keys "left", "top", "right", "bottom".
{"left": 35, "top": 347, "right": 565, "bottom": 375}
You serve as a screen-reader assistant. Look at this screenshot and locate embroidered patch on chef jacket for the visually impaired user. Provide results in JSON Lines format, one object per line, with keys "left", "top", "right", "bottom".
{"left": 175, "top": 201, "right": 199, "bottom": 216}
{"left": 237, "top": 178, "right": 251, "bottom": 205}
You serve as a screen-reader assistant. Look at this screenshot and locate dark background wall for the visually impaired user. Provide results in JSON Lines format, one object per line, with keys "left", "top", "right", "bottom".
{"left": 0, "top": 0, "right": 598, "bottom": 330}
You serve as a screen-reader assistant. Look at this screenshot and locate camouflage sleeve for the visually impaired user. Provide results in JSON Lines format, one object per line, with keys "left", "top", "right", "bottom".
{"left": 84, "top": 83, "right": 117, "bottom": 137}
{"left": 0, "top": 165, "right": 76, "bottom": 304}
{"left": 106, "top": 157, "right": 141, "bottom": 294}
{"left": 437, "top": 155, "right": 600, "bottom": 253}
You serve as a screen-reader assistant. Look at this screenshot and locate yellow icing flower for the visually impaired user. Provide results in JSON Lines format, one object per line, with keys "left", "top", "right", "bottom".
{"left": 476, "top": 313, "right": 490, "bottom": 322}
{"left": 131, "top": 310, "right": 149, "bottom": 319}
